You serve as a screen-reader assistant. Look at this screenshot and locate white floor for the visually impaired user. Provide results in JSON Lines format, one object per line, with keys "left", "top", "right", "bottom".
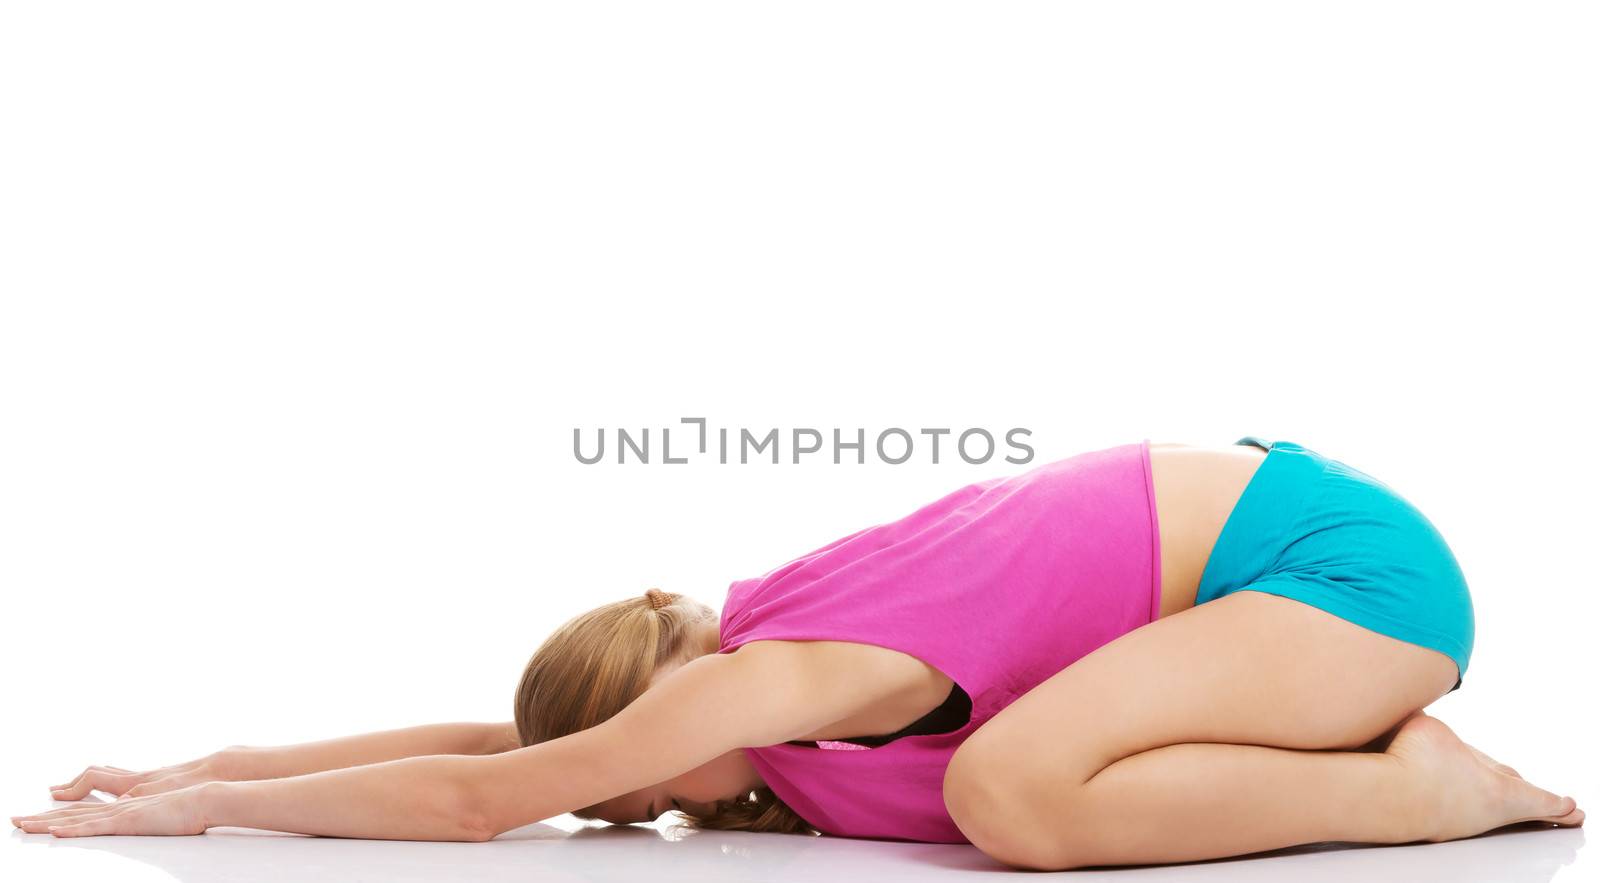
{"left": 4, "top": 804, "right": 1587, "bottom": 882}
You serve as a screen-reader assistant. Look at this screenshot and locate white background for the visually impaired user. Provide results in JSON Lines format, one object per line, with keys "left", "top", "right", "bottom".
{"left": 2, "top": 2, "right": 1594, "bottom": 881}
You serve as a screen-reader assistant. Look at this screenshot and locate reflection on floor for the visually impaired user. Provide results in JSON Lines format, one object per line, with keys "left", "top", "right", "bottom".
{"left": 3, "top": 810, "right": 1587, "bottom": 882}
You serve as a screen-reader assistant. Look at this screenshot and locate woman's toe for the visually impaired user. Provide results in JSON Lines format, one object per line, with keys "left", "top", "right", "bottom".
{"left": 1549, "top": 803, "right": 1584, "bottom": 827}
{"left": 1497, "top": 775, "right": 1574, "bottom": 826}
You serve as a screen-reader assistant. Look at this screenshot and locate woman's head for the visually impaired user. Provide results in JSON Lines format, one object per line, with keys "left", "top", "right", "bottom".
{"left": 513, "top": 588, "right": 818, "bottom": 836}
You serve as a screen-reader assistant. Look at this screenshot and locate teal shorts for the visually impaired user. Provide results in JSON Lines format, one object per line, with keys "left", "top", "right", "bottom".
{"left": 1195, "top": 437, "right": 1475, "bottom": 692}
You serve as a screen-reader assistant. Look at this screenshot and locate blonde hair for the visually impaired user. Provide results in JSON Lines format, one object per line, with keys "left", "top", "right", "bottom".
{"left": 513, "top": 588, "right": 819, "bottom": 836}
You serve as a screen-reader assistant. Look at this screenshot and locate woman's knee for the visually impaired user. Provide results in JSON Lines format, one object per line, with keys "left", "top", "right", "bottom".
{"left": 944, "top": 739, "right": 1093, "bottom": 870}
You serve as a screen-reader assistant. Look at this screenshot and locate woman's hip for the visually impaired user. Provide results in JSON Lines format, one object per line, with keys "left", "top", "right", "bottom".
{"left": 1194, "top": 437, "right": 1476, "bottom": 688}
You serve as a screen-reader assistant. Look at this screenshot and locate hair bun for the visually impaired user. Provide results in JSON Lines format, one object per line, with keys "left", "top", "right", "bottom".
{"left": 644, "top": 588, "right": 674, "bottom": 611}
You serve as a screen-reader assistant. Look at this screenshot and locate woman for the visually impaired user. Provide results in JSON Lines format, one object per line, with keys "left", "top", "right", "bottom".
{"left": 11, "top": 437, "right": 1584, "bottom": 871}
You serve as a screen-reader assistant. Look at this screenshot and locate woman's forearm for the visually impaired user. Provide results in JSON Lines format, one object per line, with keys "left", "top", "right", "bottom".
{"left": 201, "top": 754, "right": 493, "bottom": 841}
{"left": 17, "top": 751, "right": 513, "bottom": 839}
{"left": 225, "top": 722, "right": 518, "bottom": 781}
{"left": 21, "top": 703, "right": 653, "bottom": 840}
{"left": 27, "top": 722, "right": 517, "bottom": 804}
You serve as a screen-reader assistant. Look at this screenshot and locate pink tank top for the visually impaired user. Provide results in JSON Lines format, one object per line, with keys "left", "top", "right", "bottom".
{"left": 715, "top": 439, "right": 1162, "bottom": 843}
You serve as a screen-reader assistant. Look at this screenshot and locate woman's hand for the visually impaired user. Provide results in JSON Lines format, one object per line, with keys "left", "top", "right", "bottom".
{"left": 45, "top": 749, "right": 246, "bottom": 801}
{"left": 11, "top": 783, "right": 215, "bottom": 837}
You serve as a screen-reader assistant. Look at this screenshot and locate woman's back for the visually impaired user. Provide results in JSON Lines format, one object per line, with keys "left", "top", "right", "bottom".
{"left": 716, "top": 439, "right": 1164, "bottom": 842}
{"left": 770, "top": 440, "right": 1269, "bottom": 751}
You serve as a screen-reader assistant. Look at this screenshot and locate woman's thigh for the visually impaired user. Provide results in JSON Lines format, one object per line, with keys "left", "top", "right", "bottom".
{"left": 943, "top": 588, "right": 1460, "bottom": 830}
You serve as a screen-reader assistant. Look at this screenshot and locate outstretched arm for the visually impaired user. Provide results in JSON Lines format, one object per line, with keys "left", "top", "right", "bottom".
{"left": 45, "top": 721, "right": 519, "bottom": 800}
{"left": 225, "top": 721, "right": 520, "bottom": 781}
{"left": 15, "top": 641, "right": 907, "bottom": 839}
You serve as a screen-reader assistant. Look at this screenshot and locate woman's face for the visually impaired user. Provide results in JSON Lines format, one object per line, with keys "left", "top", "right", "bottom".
{"left": 583, "top": 650, "right": 765, "bottom": 825}
{"left": 584, "top": 748, "right": 762, "bottom": 824}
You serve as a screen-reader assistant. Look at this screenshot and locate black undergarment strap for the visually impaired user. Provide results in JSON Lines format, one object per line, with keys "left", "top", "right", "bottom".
{"left": 789, "top": 682, "right": 973, "bottom": 749}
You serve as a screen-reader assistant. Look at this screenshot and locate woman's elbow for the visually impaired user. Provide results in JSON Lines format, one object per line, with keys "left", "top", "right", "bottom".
{"left": 444, "top": 778, "right": 504, "bottom": 842}
{"left": 449, "top": 748, "right": 562, "bottom": 840}
{"left": 456, "top": 812, "right": 500, "bottom": 842}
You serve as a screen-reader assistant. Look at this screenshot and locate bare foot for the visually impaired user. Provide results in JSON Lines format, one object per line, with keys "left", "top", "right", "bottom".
{"left": 1384, "top": 711, "right": 1584, "bottom": 843}
{"left": 1465, "top": 743, "right": 1522, "bottom": 780}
